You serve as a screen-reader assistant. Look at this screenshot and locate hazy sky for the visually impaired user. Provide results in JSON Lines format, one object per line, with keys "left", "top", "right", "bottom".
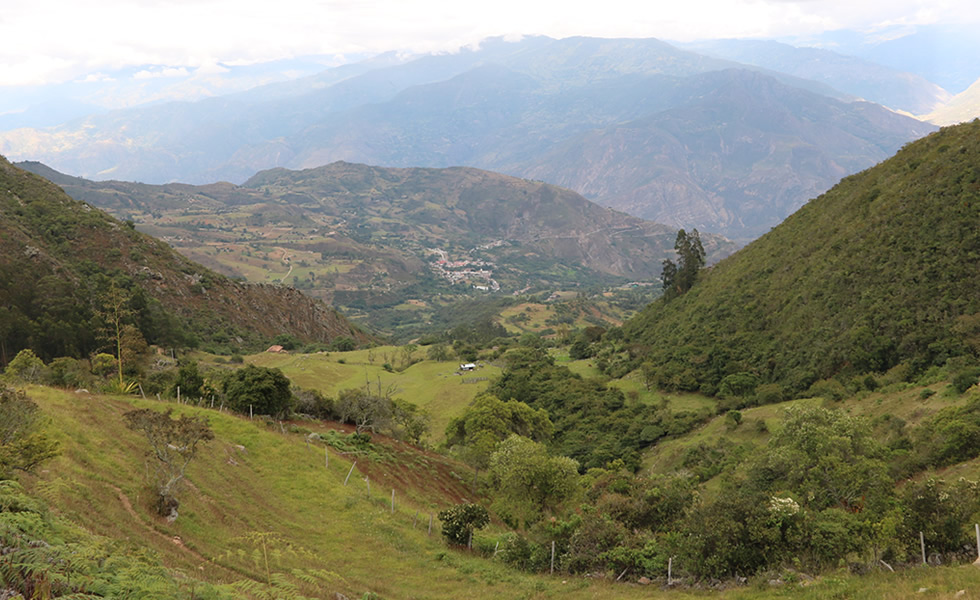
{"left": 2, "top": 0, "right": 978, "bottom": 87}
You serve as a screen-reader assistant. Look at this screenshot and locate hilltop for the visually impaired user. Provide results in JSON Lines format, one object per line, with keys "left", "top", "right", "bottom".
{"left": 18, "top": 160, "right": 736, "bottom": 339}
{"left": 622, "top": 119, "right": 980, "bottom": 396}
{"left": 0, "top": 157, "right": 369, "bottom": 362}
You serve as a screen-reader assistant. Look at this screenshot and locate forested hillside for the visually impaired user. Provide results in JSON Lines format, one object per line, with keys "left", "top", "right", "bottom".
{"left": 0, "top": 157, "right": 369, "bottom": 364}
{"left": 623, "top": 120, "right": 980, "bottom": 397}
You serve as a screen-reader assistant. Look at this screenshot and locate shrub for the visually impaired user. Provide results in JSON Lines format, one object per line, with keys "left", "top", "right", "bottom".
{"left": 222, "top": 365, "right": 293, "bottom": 419}
{"left": 3, "top": 349, "right": 45, "bottom": 384}
{"left": 437, "top": 503, "right": 490, "bottom": 546}
{"left": 952, "top": 369, "right": 980, "bottom": 394}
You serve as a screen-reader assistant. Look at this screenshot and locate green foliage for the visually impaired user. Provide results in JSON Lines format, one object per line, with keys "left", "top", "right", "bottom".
{"left": 625, "top": 121, "right": 980, "bottom": 397}
{"left": 44, "top": 356, "right": 90, "bottom": 389}
{"left": 445, "top": 393, "right": 553, "bottom": 469}
{"left": 437, "top": 503, "right": 489, "bottom": 546}
{"left": 900, "top": 477, "right": 980, "bottom": 556}
{"left": 489, "top": 347, "right": 709, "bottom": 470}
{"left": 3, "top": 348, "right": 45, "bottom": 383}
{"left": 952, "top": 368, "right": 980, "bottom": 394}
{"left": 914, "top": 396, "right": 980, "bottom": 467}
{"left": 0, "top": 387, "right": 59, "bottom": 479}
{"left": 488, "top": 435, "right": 580, "bottom": 528}
{"left": 753, "top": 406, "right": 891, "bottom": 512}
{"left": 171, "top": 359, "right": 204, "bottom": 399}
{"left": 329, "top": 336, "right": 356, "bottom": 352}
{"left": 661, "top": 228, "right": 705, "bottom": 301}
{"left": 222, "top": 364, "right": 293, "bottom": 419}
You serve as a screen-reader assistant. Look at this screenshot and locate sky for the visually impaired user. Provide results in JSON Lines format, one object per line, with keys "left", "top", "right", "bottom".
{"left": 2, "top": 0, "right": 979, "bottom": 89}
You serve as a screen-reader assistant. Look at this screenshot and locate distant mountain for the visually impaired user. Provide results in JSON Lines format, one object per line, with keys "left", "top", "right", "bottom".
{"left": 0, "top": 157, "right": 369, "bottom": 363}
{"left": 789, "top": 25, "right": 980, "bottom": 95}
{"left": 680, "top": 38, "right": 951, "bottom": 115}
{"left": 0, "top": 36, "right": 932, "bottom": 240}
{"left": 516, "top": 69, "right": 935, "bottom": 239}
{"left": 17, "top": 160, "right": 738, "bottom": 315}
{"left": 622, "top": 120, "right": 980, "bottom": 396}
{"left": 922, "top": 77, "right": 980, "bottom": 125}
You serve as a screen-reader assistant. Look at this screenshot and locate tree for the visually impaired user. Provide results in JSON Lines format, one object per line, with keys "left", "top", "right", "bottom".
{"left": 445, "top": 393, "right": 553, "bottom": 470}
{"left": 335, "top": 387, "right": 394, "bottom": 434}
{"left": 96, "top": 282, "right": 133, "bottom": 387}
{"left": 222, "top": 365, "right": 293, "bottom": 419}
{"left": 123, "top": 408, "right": 214, "bottom": 519}
{"left": 488, "top": 434, "right": 580, "bottom": 527}
{"left": 753, "top": 406, "right": 891, "bottom": 512}
{"left": 661, "top": 229, "right": 706, "bottom": 300}
{"left": 3, "top": 349, "right": 45, "bottom": 383}
{"left": 438, "top": 503, "right": 490, "bottom": 546}
{"left": 171, "top": 359, "right": 204, "bottom": 400}
{"left": 0, "top": 387, "right": 59, "bottom": 478}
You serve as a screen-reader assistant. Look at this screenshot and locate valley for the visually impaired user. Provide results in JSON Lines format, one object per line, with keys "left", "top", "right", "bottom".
{"left": 1, "top": 16, "right": 980, "bottom": 600}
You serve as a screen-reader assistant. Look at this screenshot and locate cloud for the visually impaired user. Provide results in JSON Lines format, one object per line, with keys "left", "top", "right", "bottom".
{"left": 2, "top": 0, "right": 979, "bottom": 87}
{"left": 76, "top": 73, "right": 116, "bottom": 83}
{"left": 133, "top": 67, "right": 191, "bottom": 80}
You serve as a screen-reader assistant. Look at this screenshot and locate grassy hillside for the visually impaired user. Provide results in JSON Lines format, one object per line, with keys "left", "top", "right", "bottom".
{"left": 622, "top": 120, "right": 980, "bottom": 397}
{"left": 7, "top": 383, "right": 980, "bottom": 599}
{"left": 243, "top": 347, "right": 501, "bottom": 443}
{"left": 16, "top": 385, "right": 658, "bottom": 599}
{"left": 0, "top": 157, "right": 369, "bottom": 364}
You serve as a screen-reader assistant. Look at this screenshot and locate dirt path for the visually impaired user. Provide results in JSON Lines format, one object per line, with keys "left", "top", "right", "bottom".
{"left": 112, "top": 485, "right": 211, "bottom": 565}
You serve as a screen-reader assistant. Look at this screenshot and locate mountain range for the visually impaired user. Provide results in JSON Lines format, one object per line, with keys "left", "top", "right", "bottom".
{"left": 18, "top": 160, "right": 737, "bottom": 316}
{"left": 0, "top": 35, "right": 937, "bottom": 241}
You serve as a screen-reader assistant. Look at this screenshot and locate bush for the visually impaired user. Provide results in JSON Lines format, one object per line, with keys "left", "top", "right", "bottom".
{"left": 4, "top": 349, "right": 45, "bottom": 384}
{"left": 222, "top": 365, "right": 293, "bottom": 419}
{"left": 437, "top": 503, "right": 490, "bottom": 546}
{"left": 952, "top": 369, "right": 980, "bottom": 394}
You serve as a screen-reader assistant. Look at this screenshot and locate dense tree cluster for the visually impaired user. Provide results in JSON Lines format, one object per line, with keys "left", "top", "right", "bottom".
{"left": 660, "top": 228, "right": 705, "bottom": 300}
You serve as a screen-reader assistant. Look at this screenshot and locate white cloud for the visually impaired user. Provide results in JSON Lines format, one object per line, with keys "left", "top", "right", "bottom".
{"left": 2, "top": 0, "right": 979, "bottom": 86}
{"left": 77, "top": 72, "right": 116, "bottom": 83}
{"left": 133, "top": 67, "right": 191, "bottom": 80}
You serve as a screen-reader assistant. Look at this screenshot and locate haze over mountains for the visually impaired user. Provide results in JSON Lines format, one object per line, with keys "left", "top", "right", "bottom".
{"left": 0, "top": 35, "right": 945, "bottom": 241}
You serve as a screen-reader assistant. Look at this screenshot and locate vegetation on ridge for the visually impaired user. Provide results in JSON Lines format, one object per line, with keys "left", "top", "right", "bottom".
{"left": 623, "top": 120, "right": 980, "bottom": 397}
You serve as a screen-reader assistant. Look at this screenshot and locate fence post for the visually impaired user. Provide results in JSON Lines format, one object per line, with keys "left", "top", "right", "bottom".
{"left": 391, "top": 489, "right": 395, "bottom": 514}
{"left": 975, "top": 524, "right": 979, "bottom": 560}
{"left": 920, "top": 531, "right": 927, "bottom": 565}
{"left": 344, "top": 462, "right": 356, "bottom": 486}
{"left": 668, "top": 556, "right": 673, "bottom": 585}
{"left": 550, "top": 540, "right": 555, "bottom": 575}
{"left": 428, "top": 514, "right": 433, "bottom": 536}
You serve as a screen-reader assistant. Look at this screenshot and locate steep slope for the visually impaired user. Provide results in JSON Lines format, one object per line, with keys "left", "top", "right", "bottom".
{"left": 622, "top": 120, "right": 980, "bottom": 396}
{"left": 0, "top": 157, "right": 369, "bottom": 364}
{"left": 682, "top": 39, "right": 951, "bottom": 115}
{"left": 519, "top": 69, "right": 935, "bottom": 239}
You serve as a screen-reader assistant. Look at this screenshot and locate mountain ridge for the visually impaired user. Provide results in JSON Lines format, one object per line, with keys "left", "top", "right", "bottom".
{"left": 622, "top": 119, "right": 980, "bottom": 395}
{"left": 0, "top": 156, "right": 370, "bottom": 362}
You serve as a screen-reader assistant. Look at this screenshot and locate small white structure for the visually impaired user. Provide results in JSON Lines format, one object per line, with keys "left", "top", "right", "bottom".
{"left": 459, "top": 363, "right": 476, "bottom": 371}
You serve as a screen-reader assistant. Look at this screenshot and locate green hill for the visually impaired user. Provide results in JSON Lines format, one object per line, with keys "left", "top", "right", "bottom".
{"left": 0, "top": 157, "right": 369, "bottom": 363}
{"left": 11, "top": 385, "right": 662, "bottom": 599}
{"left": 622, "top": 120, "right": 980, "bottom": 397}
